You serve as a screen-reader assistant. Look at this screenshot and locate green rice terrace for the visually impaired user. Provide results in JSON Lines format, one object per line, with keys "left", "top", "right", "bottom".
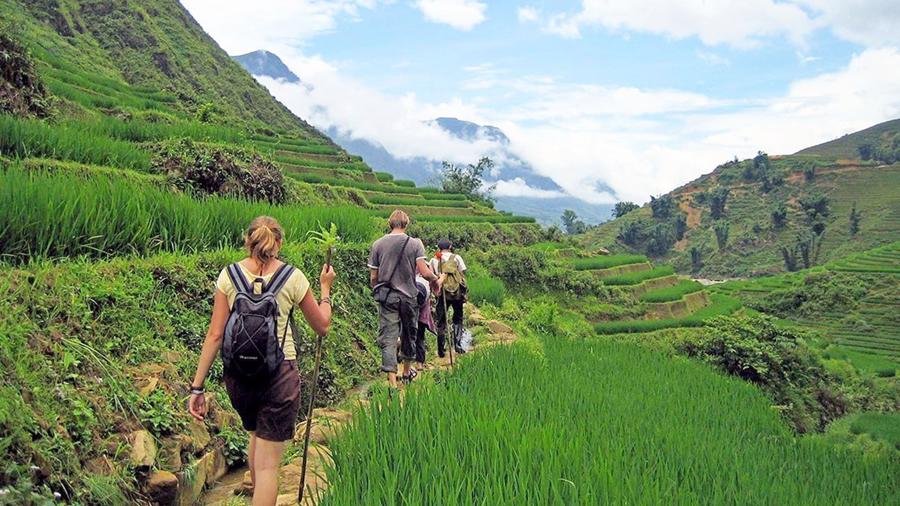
{"left": 0, "top": 0, "right": 897, "bottom": 504}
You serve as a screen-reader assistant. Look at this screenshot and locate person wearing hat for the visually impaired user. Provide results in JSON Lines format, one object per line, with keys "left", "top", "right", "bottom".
{"left": 430, "top": 239, "right": 468, "bottom": 357}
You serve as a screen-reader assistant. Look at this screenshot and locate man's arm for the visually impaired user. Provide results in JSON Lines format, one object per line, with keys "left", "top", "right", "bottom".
{"left": 417, "top": 258, "right": 439, "bottom": 283}
{"left": 370, "top": 268, "right": 378, "bottom": 289}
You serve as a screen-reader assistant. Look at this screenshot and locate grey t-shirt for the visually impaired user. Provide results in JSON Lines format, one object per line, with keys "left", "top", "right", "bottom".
{"left": 368, "top": 233, "right": 426, "bottom": 299}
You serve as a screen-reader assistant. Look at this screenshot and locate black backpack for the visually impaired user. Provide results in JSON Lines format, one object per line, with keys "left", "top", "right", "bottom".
{"left": 222, "top": 262, "right": 295, "bottom": 378}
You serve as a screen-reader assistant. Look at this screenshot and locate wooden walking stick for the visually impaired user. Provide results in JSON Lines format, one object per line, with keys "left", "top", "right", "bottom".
{"left": 299, "top": 225, "right": 338, "bottom": 504}
{"left": 442, "top": 290, "right": 454, "bottom": 368}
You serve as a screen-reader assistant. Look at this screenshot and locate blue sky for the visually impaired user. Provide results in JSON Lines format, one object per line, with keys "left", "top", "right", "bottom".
{"left": 182, "top": 0, "right": 900, "bottom": 203}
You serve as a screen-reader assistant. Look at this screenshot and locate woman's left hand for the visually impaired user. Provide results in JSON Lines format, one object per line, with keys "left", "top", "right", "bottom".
{"left": 188, "top": 392, "right": 208, "bottom": 421}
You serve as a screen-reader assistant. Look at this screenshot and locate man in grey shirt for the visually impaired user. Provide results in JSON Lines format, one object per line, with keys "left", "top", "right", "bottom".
{"left": 368, "top": 210, "right": 440, "bottom": 387}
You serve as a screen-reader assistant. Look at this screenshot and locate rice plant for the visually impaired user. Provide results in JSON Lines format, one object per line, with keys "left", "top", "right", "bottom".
{"left": 594, "top": 294, "right": 742, "bottom": 334}
{"left": 322, "top": 337, "right": 899, "bottom": 504}
{"left": 366, "top": 195, "right": 470, "bottom": 208}
{"left": 466, "top": 267, "right": 506, "bottom": 307}
{"left": 602, "top": 265, "right": 675, "bottom": 285}
{"left": 0, "top": 114, "right": 150, "bottom": 170}
{"left": 639, "top": 280, "right": 704, "bottom": 302}
{"left": 572, "top": 254, "right": 648, "bottom": 270}
{"left": 0, "top": 166, "right": 375, "bottom": 263}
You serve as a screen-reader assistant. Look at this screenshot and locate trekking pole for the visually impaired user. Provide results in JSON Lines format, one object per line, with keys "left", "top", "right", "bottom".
{"left": 298, "top": 247, "right": 332, "bottom": 504}
{"left": 297, "top": 331, "right": 323, "bottom": 504}
{"left": 443, "top": 292, "right": 454, "bottom": 368}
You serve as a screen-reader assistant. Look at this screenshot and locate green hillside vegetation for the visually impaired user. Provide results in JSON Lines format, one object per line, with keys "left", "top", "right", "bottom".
{"left": 712, "top": 242, "right": 900, "bottom": 376}
{"left": 1, "top": 0, "right": 897, "bottom": 503}
{"left": 582, "top": 120, "right": 900, "bottom": 278}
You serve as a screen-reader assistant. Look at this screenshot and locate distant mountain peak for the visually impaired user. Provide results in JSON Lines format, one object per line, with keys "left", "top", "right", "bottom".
{"left": 432, "top": 117, "right": 509, "bottom": 145}
{"left": 232, "top": 50, "right": 300, "bottom": 83}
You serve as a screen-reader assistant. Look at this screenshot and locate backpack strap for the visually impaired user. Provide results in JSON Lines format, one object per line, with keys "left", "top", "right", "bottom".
{"left": 227, "top": 263, "right": 251, "bottom": 294}
{"left": 264, "top": 263, "right": 295, "bottom": 296}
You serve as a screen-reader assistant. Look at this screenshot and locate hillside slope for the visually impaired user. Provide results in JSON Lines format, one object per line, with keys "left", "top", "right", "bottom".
{"left": 3, "top": 0, "right": 314, "bottom": 133}
{"left": 583, "top": 120, "right": 900, "bottom": 277}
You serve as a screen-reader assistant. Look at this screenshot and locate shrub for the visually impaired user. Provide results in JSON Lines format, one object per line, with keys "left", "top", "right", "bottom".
{"left": 153, "top": 138, "right": 288, "bottom": 203}
{"left": 649, "top": 194, "right": 675, "bottom": 219}
{"left": 679, "top": 315, "right": 864, "bottom": 432}
{"left": 486, "top": 246, "right": 547, "bottom": 286}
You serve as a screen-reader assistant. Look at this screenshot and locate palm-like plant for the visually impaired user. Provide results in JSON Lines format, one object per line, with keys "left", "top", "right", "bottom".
{"left": 307, "top": 222, "right": 340, "bottom": 268}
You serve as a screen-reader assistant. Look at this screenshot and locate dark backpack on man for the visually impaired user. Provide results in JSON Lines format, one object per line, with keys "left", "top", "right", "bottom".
{"left": 222, "top": 262, "right": 295, "bottom": 378}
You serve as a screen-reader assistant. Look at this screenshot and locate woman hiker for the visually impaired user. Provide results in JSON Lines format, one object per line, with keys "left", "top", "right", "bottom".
{"left": 188, "top": 216, "right": 335, "bottom": 506}
{"left": 404, "top": 269, "right": 437, "bottom": 382}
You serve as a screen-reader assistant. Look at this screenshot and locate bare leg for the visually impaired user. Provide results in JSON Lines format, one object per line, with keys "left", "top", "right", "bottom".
{"left": 387, "top": 372, "right": 398, "bottom": 388}
{"left": 252, "top": 437, "right": 286, "bottom": 506}
{"left": 248, "top": 432, "right": 257, "bottom": 488}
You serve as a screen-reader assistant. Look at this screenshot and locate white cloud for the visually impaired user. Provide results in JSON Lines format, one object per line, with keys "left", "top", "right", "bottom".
{"left": 492, "top": 178, "right": 566, "bottom": 199}
{"left": 797, "top": 0, "right": 900, "bottom": 47}
{"left": 536, "top": 0, "right": 817, "bottom": 48}
{"left": 528, "top": 0, "right": 900, "bottom": 49}
{"left": 413, "top": 0, "right": 487, "bottom": 30}
{"left": 257, "top": 54, "right": 499, "bottom": 164}
{"left": 517, "top": 6, "right": 540, "bottom": 23}
{"left": 180, "top": 0, "right": 378, "bottom": 53}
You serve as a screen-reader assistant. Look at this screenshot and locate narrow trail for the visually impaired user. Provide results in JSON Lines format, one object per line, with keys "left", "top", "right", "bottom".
{"left": 202, "top": 306, "right": 518, "bottom": 505}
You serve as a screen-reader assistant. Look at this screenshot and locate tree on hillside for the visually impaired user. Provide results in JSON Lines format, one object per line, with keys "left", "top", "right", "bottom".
{"left": 561, "top": 209, "right": 587, "bottom": 235}
{"left": 618, "top": 220, "right": 645, "bottom": 247}
{"left": 674, "top": 213, "right": 688, "bottom": 241}
{"left": 802, "top": 163, "right": 816, "bottom": 183}
{"left": 858, "top": 143, "right": 874, "bottom": 161}
{"left": 849, "top": 203, "right": 862, "bottom": 236}
{"left": 649, "top": 194, "right": 675, "bottom": 219}
{"left": 438, "top": 157, "right": 496, "bottom": 204}
{"left": 612, "top": 201, "right": 640, "bottom": 218}
{"left": 744, "top": 151, "right": 771, "bottom": 181}
{"left": 714, "top": 221, "right": 729, "bottom": 251}
{"left": 798, "top": 193, "right": 830, "bottom": 224}
{"left": 690, "top": 247, "right": 703, "bottom": 274}
{"left": 645, "top": 224, "right": 674, "bottom": 256}
{"left": 709, "top": 187, "right": 730, "bottom": 220}
{"left": 771, "top": 202, "right": 788, "bottom": 230}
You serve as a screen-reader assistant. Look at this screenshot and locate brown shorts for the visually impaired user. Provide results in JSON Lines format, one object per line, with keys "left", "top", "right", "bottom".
{"left": 224, "top": 360, "right": 301, "bottom": 442}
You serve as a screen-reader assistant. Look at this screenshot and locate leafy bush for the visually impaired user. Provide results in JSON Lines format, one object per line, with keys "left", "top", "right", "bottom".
{"left": 747, "top": 271, "right": 866, "bottom": 318}
{"left": 153, "top": 138, "right": 288, "bottom": 203}
{"left": 486, "top": 246, "right": 548, "bottom": 286}
{"left": 679, "top": 315, "right": 869, "bottom": 432}
{"left": 408, "top": 222, "right": 548, "bottom": 250}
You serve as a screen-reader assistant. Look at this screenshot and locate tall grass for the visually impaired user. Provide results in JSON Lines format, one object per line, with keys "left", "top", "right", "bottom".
{"left": 573, "top": 254, "right": 648, "bottom": 270}
{"left": 322, "top": 337, "right": 899, "bottom": 504}
{"left": 0, "top": 167, "right": 375, "bottom": 263}
{"left": 602, "top": 265, "right": 675, "bottom": 285}
{"left": 0, "top": 115, "right": 150, "bottom": 170}
{"left": 594, "top": 294, "right": 742, "bottom": 334}
{"left": 367, "top": 195, "right": 470, "bottom": 208}
{"left": 72, "top": 116, "right": 246, "bottom": 144}
{"left": 466, "top": 267, "right": 506, "bottom": 307}
{"left": 639, "top": 280, "right": 703, "bottom": 302}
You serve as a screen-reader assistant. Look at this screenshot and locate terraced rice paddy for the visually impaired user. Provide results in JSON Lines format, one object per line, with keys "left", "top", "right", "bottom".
{"left": 639, "top": 280, "right": 704, "bottom": 302}
{"left": 713, "top": 244, "right": 900, "bottom": 371}
{"left": 572, "top": 254, "right": 648, "bottom": 270}
{"left": 322, "top": 337, "right": 899, "bottom": 504}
